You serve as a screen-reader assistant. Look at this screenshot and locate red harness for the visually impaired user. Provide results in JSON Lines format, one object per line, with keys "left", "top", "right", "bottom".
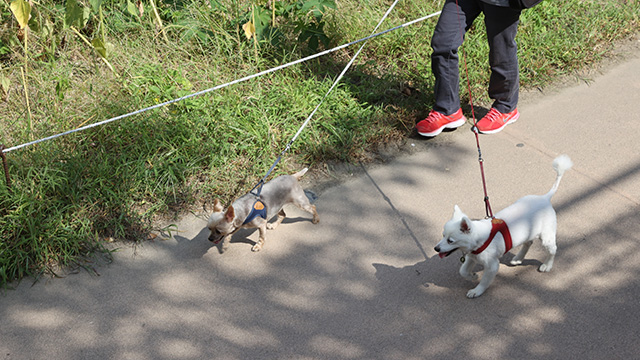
{"left": 472, "top": 218, "right": 513, "bottom": 255}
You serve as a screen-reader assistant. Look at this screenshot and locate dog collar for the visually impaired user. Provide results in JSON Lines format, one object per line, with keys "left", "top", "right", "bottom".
{"left": 243, "top": 199, "right": 268, "bottom": 225}
{"left": 471, "top": 218, "right": 513, "bottom": 255}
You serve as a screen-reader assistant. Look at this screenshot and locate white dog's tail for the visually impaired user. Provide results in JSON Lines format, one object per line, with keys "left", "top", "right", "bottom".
{"left": 292, "top": 167, "right": 309, "bottom": 180}
{"left": 547, "top": 155, "right": 573, "bottom": 198}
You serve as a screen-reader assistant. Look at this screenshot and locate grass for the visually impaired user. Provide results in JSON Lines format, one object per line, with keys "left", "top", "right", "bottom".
{"left": 0, "top": 0, "right": 638, "bottom": 286}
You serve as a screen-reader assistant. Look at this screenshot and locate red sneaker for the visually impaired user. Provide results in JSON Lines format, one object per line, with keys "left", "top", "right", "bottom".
{"left": 416, "top": 108, "right": 467, "bottom": 137}
{"left": 475, "top": 108, "right": 519, "bottom": 134}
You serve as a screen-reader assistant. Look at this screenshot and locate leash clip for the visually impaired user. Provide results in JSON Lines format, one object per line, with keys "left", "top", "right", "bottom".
{"left": 249, "top": 180, "right": 265, "bottom": 197}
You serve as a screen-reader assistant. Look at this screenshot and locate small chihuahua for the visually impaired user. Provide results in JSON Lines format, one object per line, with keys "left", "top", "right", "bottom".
{"left": 434, "top": 155, "right": 573, "bottom": 298}
{"left": 208, "top": 168, "right": 320, "bottom": 252}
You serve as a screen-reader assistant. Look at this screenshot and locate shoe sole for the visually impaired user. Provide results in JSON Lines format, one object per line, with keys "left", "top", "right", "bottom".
{"left": 477, "top": 113, "right": 519, "bottom": 135}
{"left": 417, "top": 117, "right": 467, "bottom": 137}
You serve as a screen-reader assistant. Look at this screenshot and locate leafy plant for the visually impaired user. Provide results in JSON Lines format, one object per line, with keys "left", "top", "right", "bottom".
{"left": 242, "top": 0, "right": 337, "bottom": 51}
{"left": 65, "top": 0, "right": 117, "bottom": 75}
{"left": 9, "top": 0, "right": 31, "bottom": 68}
{"left": 287, "top": 0, "right": 336, "bottom": 51}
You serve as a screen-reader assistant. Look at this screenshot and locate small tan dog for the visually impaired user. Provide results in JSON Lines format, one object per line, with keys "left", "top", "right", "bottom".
{"left": 207, "top": 168, "right": 319, "bottom": 252}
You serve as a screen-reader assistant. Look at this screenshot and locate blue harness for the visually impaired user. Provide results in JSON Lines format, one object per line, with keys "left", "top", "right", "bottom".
{"left": 243, "top": 198, "right": 268, "bottom": 225}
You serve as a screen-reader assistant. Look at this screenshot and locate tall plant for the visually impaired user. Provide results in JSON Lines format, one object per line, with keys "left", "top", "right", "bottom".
{"left": 9, "top": 0, "right": 34, "bottom": 139}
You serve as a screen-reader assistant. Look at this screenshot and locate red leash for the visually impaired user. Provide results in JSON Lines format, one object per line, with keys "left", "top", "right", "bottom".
{"left": 455, "top": 0, "right": 494, "bottom": 218}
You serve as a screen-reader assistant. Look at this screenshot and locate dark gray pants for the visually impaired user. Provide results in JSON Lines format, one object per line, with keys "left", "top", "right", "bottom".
{"left": 431, "top": 0, "right": 521, "bottom": 115}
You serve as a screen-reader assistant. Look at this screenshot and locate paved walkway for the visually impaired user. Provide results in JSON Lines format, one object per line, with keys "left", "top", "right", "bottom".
{"left": 2, "top": 41, "right": 639, "bottom": 359}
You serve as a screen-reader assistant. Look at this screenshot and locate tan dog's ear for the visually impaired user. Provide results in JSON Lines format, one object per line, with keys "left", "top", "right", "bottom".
{"left": 224, "top": 205, "right": 235, "bottom": 223}
{"left": 213, "top": 199, "right": 223, "bottom": 212}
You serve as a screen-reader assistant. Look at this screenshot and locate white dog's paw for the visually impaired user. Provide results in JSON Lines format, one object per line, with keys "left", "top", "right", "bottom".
{"left": 251, "top": 243, "right": 263, "bottom": 252}
{"left": 466, "top": 287, "right": 485, "bottom": 299}
{"left": 538, "top": 263, "right": 552, "bottom": 272}
{"left": 266, "top": 223, "right": 277, "bottom": 230}
{"left": 510, "top": 259, "right": 523, "bottom": 266}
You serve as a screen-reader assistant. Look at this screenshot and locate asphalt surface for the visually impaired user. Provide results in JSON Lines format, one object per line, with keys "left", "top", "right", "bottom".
{"left": 2, "top": 41, "right": 640, "bottom": 359}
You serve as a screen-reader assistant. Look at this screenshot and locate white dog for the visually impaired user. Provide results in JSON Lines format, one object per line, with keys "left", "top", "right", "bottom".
{"left": 434, "top": 155, "right": 573, "bottom": 298}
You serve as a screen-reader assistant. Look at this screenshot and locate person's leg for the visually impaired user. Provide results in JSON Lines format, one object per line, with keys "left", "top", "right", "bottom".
{"left": 430, "top": 0, "right": 482, "bottom": 115}
{"left": 483, "top": 4, "right": 521, "bottom": 113}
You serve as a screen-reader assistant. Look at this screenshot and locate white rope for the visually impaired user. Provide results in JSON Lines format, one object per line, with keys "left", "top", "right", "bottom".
{"left": 256, "top": 0, "right": 418, "bottom": 184}
{"left": 285, "top": 0, "right": 405, "bottom": 153}
{"left": 2, "top": 10, "right": 441, "bottom": 154}
{"left": 283, "top": 0, "right": 398, "bottom": 152}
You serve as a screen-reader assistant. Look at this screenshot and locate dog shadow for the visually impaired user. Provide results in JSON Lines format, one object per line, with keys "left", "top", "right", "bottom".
{"left": 163, "top": 211, "right": 317, "bottom": 257}
{"left": 165, "top": 227, "right": 255, "bottom": 258}
{"left": 500, "top": 252, "right": 542, "bottom": 268}
{"left": 373, "top": 251, "right": 544, "bottom": 295}
{"left": 280, "top": 216, "right": 316, "bottom": 225}
{"left": 164, "top": 226, "right": 262, "bottom": 258}
{"left": 226, "top": 228, "right": 259, "bottom": 249}
{"left": 169, "top": 226, "right": 215, "bottom": 259}
{"left": 373, "top": 259, "right": 467, "bottom": 291}
{"left": 210, "top": 216, "right": 316, "bottom": 254}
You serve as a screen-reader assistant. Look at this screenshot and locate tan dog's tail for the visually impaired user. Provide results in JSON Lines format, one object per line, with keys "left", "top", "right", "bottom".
{"left": 546, "top": 155, "right": 573, "bottom": 198}
{"left": 292, "top": 167, "right": 309, "bottom": 180}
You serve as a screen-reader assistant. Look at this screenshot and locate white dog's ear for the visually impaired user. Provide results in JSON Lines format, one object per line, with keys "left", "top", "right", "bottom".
{"left": 213, "top": 199, "right": 224, "bottom": 212}
{"left": 460, "top": 216, "right": 472, "bottom": 234}
{"left": 453, "top": 205, "right": 464, "bottom": 219}
{"left": 224, "top": 205, "right": 235, "bottom": 223}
